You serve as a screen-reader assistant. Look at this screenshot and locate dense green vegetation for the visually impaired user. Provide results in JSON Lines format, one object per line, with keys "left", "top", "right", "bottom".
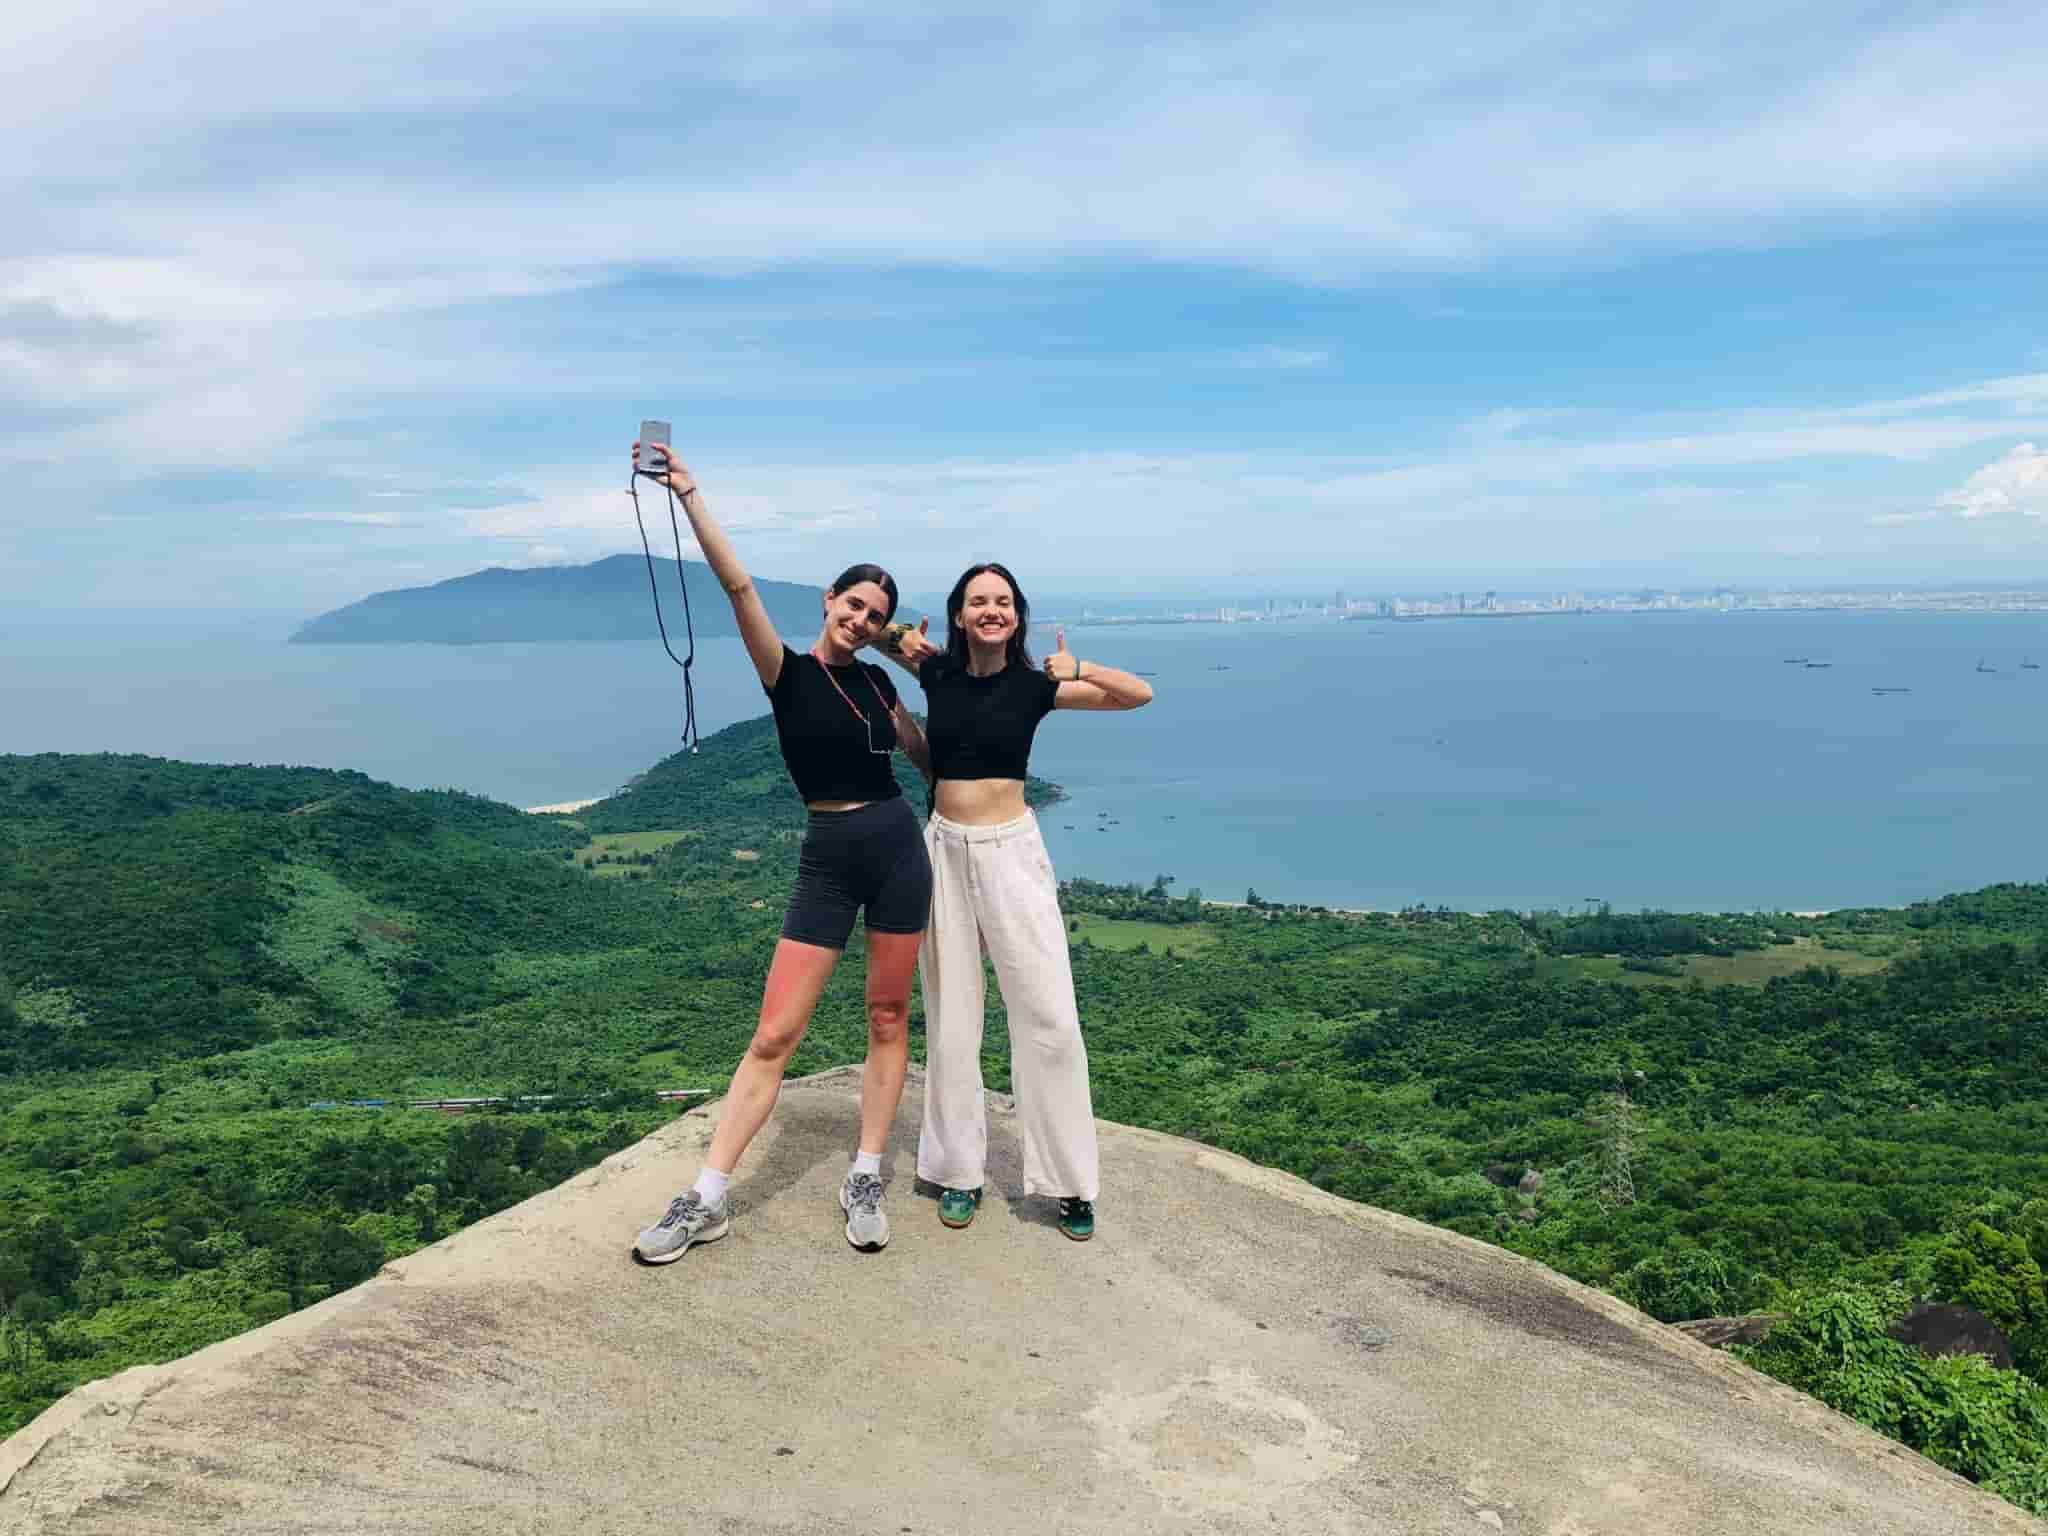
{"left": 3, "top": 737, "right": 2046, "bottom": 1512}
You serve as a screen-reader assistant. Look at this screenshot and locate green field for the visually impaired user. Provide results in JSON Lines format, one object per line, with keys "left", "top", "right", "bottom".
{"left": 1067, "top": 914, "right": 1217, "bottom": 955}
{"left": 1548, "top": 939, "right": 1898, "bottom": 987}
{"left": 575, "top": 829, "right": 694, "bottom": 875}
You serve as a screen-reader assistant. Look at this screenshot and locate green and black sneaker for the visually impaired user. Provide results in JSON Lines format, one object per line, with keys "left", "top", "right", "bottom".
{"left": 938, "top": 1186, "right": 983, "bottom": 1229}
{"left": 1058, "top": 1197, "right": 1095, "bottom": 1243}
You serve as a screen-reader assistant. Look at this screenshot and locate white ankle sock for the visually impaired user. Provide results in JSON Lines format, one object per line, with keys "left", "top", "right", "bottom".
{"left": 850, "top": 1151, "right": 882, "bottom": 1178}
{"left": 692, "top": 1168, "right": 731, "bottom": 1204}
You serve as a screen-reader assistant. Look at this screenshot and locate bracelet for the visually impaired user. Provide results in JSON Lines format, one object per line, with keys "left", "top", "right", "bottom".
{"left": 676, "top": 483, "right": 700, "bottom": 499}
{"left": 882, "top": 622, "right": 912, "bottom": 657}
{"left": 1071, "top": 659, "right": 1084, "bottom": 681}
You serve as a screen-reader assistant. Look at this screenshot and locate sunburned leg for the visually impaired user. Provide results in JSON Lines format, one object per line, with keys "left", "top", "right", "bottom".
{"left": 856, "top": 928, "right": 924, "bottom": 1156}
{"left": 704, "top": 938, "right": 841, "bottom": 1174}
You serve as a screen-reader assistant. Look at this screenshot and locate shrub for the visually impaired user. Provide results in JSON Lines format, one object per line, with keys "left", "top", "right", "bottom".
{"left": 1739, "top": 1286, "right": 2048, "bottom": 1515}
{"left": 1618, "top": 1247, "right": 1754, "bottom": 1322}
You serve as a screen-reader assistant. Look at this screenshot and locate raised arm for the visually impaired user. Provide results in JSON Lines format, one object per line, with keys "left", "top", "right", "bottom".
{"left": 876, "top": 616, "right": 938, "bottom": 682}
{"left": 892, "top": 700, "right": 934, "bottom": 787}
{"left": 1042, "top": 627, "right": 1153, "bottom": 711}
{"left": 636, "top": 442, "right": 784, "bottom": 690}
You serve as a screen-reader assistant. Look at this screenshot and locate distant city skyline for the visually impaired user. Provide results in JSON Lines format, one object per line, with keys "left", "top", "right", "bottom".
{"left": 1035, "top": 582, "right": 2048, "bottom": 624}
{"left": 5, "top": 4, "right": 2048, "bottom": 615}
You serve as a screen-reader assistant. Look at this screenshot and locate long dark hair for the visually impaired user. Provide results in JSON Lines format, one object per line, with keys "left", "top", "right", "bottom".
{"left": 940, "top": 561, "right": 1034, "bottom": 675}
{"left": 827, "top": 563, "right": 899, "bottom": 624}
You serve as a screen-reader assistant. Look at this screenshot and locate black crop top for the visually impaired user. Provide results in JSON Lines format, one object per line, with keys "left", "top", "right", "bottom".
{"left": 918, "top": 657, "right": 1059, "bottom": 781}
{"left": 765, "top": 646, "right": 903, "bottom": 805}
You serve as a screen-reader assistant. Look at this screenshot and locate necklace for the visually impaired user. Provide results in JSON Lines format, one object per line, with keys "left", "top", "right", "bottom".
{"left": 812, "top": 649, "right": 893, "bottom": 756}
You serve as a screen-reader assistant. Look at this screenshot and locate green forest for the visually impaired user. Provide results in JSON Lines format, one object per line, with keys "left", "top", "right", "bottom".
{"left": 2, "top": 732, "right": 2046, "bottom": 1514}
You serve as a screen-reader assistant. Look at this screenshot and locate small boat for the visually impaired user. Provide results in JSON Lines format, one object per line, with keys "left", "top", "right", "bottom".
{"left": 1804, "top": 662, "right": 1832, "bottom": 669}
{"left": 1782, "top": 657, "right": 1809, "bottom": 664}
{"left": 1977, "top": 659, "right": 1997, "bottom": 673}
{"left": 2023, "top": 659, "right": 2041, "bottom": 671}
{"left": 1871, "top": 687, "right": 1912, "bottom": 696}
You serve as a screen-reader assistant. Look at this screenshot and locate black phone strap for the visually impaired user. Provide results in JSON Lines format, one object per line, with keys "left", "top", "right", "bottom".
{"left": 629, "top": 472, "right": 701, "bottom": 754}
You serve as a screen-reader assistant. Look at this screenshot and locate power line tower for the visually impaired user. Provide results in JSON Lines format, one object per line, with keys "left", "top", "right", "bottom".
{"left": 1589, "top": 1069, "right": 1643, "bottom": 1208}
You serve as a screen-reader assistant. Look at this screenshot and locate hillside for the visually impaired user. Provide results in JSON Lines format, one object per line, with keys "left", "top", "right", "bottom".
{"left": 6, "top": 1070, "right": 2039, "bottom": 1534}
{"left": 289, "top": 553, "right": 828, "bottom": 644}
{"left": 3, "top": 743, "right": 2048, "bottom": 1512}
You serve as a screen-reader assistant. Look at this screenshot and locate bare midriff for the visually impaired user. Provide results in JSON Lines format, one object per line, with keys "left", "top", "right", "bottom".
{"left": 806, "top": 798, "right": 873, "bottom": 813}
{"left": 933, "top": 777, "right": 1029, "bottom": 826}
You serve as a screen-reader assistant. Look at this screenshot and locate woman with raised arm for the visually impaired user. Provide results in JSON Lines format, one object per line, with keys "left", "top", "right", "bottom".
{"left": 629, "top": 442, "right": 934, "bottom": 1263}
{"left": 880, "top": 563, "right": 1151, "bottom": 1242}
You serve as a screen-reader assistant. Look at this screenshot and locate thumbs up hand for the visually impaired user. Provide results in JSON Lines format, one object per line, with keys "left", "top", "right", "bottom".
{"left": 886, "top": 616, "right": 939, "bottom": 663}
{"left": 1044, "top": 627, "right": 1081, "bottom": 682}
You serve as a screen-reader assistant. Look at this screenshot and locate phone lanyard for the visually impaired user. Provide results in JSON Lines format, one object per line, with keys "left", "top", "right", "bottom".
{"left": 814, "top": 653, "right": 893, "bottom": 756}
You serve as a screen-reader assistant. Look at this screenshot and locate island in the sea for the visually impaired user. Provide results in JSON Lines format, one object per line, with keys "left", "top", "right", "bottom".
{"left": 291, "top": 555, "right": 831, "bottom": 646}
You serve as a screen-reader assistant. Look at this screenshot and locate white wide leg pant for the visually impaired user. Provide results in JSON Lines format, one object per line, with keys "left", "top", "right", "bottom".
{"left": 916, "top": 810, "right": 1100, "bottom": 1201}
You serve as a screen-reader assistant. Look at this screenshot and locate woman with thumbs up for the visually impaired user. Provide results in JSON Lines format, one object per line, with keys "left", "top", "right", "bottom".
{"left": 879, "top": 563, "right": 1152, "bottom": 1242}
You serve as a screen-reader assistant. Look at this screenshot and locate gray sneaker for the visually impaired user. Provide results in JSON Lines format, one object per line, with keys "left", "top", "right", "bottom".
{"left": 839, "top": 1170, "right": 890, "bottom": 1252}
{"left": 632, "top": 1190, "right": 730, "bottom": 1264}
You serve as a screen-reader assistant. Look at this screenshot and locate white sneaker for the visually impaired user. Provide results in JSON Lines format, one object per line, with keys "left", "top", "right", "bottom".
{"left": 632, "top": 1191, "right": 730, "bottom": 1264}
{"left": 839, "top": 1170, "right": 890, "bottom": 1252}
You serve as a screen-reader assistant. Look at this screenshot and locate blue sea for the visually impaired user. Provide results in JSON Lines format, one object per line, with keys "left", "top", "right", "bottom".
{"left": 8, "top": 609, "right": 2046, "bottom": 912}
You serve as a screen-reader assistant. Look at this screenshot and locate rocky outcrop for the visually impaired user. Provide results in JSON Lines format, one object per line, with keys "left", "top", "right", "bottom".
{"left": 1674, "top": 1303, "right": 2018, "bottom": 1371}
{"left": 4, "top": 1069, "right": 2041, "bottom": 1534}
{"left": 1673, "top": 1314, "right": 1786, "bottom": 1348}
{"left": 1891, "top": 1303, "right": 2016, "bottom": 1370}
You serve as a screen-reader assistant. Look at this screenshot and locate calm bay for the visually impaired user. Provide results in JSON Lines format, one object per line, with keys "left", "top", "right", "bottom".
{"left": 8, "top": 608, "right": 2045, "bottom": 913}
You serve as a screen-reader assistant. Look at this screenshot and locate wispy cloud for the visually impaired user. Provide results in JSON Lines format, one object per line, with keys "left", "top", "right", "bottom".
{"left": 280, "top": 510, "right": 407, "bottom": 527}
{"left": 1224, "top": 345, "right": 1332, "bottom": 371}
{"left": 14, "top": 6, "right": 2048, "bottom": 275}
{"left": 435, "top": 372, "right": 2048, "bottom": 593}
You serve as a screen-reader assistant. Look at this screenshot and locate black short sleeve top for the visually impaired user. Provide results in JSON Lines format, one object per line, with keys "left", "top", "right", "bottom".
{"left": 918, "top": 657, "right": 1059, "bottom": 781}
{"left": 765, "top": 646, "right": 902, "bottom": 804}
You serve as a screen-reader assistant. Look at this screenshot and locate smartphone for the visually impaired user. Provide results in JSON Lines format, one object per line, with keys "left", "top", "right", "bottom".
{"left": 638, "top": 419, "right": 671, "bottom": 478}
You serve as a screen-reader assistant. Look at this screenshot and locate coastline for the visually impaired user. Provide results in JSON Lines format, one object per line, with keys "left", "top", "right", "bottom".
{"left": 1199, "top": 898, "right": 1841, "bottom": 918}
{"left": 511, "top": 805, "right": 1852, "bottom": 918}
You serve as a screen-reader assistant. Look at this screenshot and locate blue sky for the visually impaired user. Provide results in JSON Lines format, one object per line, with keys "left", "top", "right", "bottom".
{"left": 5, "top": 1, "right": 2048, "bottom": 614}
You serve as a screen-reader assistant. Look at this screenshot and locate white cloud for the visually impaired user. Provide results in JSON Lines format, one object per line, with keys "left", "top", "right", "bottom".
{"left": 7, "top": 7, "right": 2048, "bottom": 298}
{"left": 444, "top": 370, "right": 2048, "bottom": 525}
{"left": 1225, "top": 345, "right": 1332, "bottom": 371}
{"left": 438, "top": 376, "right": 2048, "bottom": 591}
{"left": 1939, "top": 443, "right": 2048, "bottom": 520}
{"left": 281, "top": 509, "right": 405, "bottom": 526}
{"left": 9, "top": 4, "right": 2048, "bottom": 601}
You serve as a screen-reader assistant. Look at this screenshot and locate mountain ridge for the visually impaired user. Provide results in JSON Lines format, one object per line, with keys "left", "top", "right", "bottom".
{"left": 290, "top": 553, "right": 828, "bottom": 645}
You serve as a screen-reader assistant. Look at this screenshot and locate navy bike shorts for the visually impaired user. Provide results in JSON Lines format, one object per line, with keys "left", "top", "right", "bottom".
{"left": 782, "top": 796, "right": 933, "bottom": 950}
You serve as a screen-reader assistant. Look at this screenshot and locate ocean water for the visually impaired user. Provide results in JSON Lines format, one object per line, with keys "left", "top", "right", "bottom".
{"left": 8, "top": 609, "right": 2046, "bottom": 912}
